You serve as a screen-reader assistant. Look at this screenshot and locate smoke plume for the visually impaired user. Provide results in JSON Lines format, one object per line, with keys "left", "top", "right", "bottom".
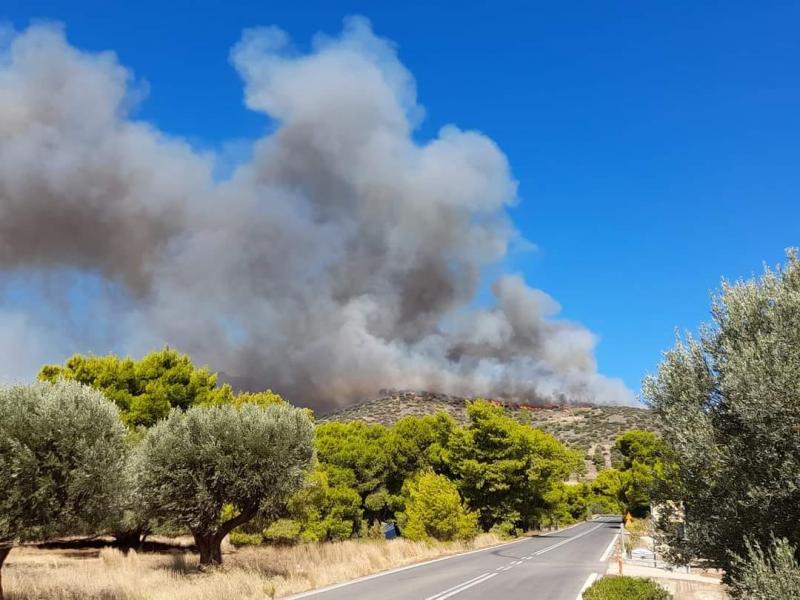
{"left": 0, "top": 18, "right": 634, "bottom": 408}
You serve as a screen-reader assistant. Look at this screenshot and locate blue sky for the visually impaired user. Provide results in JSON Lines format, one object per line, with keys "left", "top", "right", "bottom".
{"left": 3, "top": 0, "right": 799, "bottom": 396}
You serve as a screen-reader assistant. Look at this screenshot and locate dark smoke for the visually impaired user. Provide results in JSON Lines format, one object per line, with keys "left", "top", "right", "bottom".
{"left": 0, "top": 18, "right": 635, "bottom": 408}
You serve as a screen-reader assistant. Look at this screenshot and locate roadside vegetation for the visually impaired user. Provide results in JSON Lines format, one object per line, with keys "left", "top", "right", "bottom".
{"left": 645, "top": 250, "right": 800, "bottom": 597}
{"left": 583, "top": 576, "right": 671, "bottom": 600}
{"left": 4, "top": 534, "right": 505, "bottom": 600}
{"left": 2, "top": 251, "right": 799, "bottom": 599}
{"left": 0, "top": 349, "right": 647, "bottom": 598}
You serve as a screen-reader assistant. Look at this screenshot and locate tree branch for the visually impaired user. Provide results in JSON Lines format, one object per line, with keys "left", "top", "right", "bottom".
{"left": 217, "top": 503, "right": 259, "bottom": 539}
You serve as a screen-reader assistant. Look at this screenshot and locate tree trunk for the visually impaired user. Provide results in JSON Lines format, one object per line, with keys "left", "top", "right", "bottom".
{"left": 0, "top": 546, "right": 11, "bottom": 600}
{"left": 114, "top": 528, "right": 145, "bottom": 554}
{"left": 114, "top": 525, "right": 150, "bottom": 554}
{"left": 192, "top": 504, "right": 259, "bottom": 567}
{"left": 193, "top": 533, "right": 223, "bottom": 567}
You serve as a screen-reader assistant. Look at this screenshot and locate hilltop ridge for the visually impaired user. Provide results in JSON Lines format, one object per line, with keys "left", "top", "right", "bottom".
{"left": 319, "top": 390, "right": 659, "bottom": 453}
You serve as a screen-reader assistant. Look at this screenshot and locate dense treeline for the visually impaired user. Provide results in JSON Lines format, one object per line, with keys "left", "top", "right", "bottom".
{"left": 37, "top": 349, "right": 661, "bottom": 541}
{"left": 273, "top": 401, "right": 585, "bottom": 544}
{"left": 0, "top": 347, "right": 658, "bottom": 599}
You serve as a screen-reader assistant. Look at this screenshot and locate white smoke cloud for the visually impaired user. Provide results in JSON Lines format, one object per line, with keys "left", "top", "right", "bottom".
{"left": 0, "top": 17, "right": 635, "bottom": 409}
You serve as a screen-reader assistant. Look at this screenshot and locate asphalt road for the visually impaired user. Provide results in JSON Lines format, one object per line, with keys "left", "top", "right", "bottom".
{"left": 289, "top": 517, "right": 621, "bottom": 600}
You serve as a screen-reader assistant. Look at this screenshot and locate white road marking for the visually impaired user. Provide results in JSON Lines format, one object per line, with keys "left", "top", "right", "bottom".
{"left": 286, "top": 520, "right": 614, "bottom": 599}
{"left": 283, "top": 529, "right": 535, "bottom": 599}
{"left": 510, "top": 560, "right": 523, "bottom": 565}
{"left": 599, "top": 531, "right": 619, "bottom": 562}
{"left": 425, "top": 573, "right": 491, "bottom": 600}
{"left": 576, "top": 573, "right": 598, "bottom": 599}
{"left": 426, "top": 573, "right": 499, "bottom": 600}
{"left": 533, "top": 524, "right": 603, "bottom": 556}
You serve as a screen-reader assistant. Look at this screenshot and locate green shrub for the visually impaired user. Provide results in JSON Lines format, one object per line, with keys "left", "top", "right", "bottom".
{"left": 282, "top": 467, "right": 363, "bottom": 542}
{"left": 583, "top": 576, "right": 670, "bottom": 600}
{"left": 366, "top": 521, "right": 386, "bottom": 539}
{"left": 489, "top": 521, "right": 517, "bottom": 539}
{"left": 263, "top": 519, "right": 303, "bottom": 544}
{"left": 592, "top": 451, "right": 606, "bottom": 471}
{"left": 729, "top": 537, "right": 800, "bottom": 599}
{"left": 400, "top": 472, "right": 477, "bottom": 542}
{"left": 229, "top": 531, "right": 264, "bottom": 546}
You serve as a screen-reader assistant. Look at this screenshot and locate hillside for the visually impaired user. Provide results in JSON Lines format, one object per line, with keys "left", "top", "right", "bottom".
{"left": 320, "top": 390, "right": 661, "bottom": 477}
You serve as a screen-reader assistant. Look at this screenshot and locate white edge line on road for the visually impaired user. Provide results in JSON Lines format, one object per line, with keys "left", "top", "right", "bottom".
{"left": 576, "top": 573, "right": 598, "bottom": 600}
{"left": 533, "top": 524, "right": 603, "bottom": 556}
{"left": 599, "top": 531, "right": 619, "bottom": 562}
{"left": 430, "top": 573, "right": 499, "bottom": 600}
{"left": 425, "top": 573, "right": 491, "bottom": 600}
{"left": 285, "top": 519, "right": 609, "bottom": 599}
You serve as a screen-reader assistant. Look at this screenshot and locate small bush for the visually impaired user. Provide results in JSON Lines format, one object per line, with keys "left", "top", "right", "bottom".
{"left": 400, "top": 472, "right": 477, "bottom": 542}
{"left": 489, "top": 521, "right": 517, "bottom": 539}
{"left": 263, "top": 519, "right": 303, "bottom": 545}
{"left": 366, "top": 521, "right": 385, "bottom": 539}
{"left": 583, "top": 576, "right": 671, "bottom": 600}
{"left": 729, "top": 537, "right": 800, "bottom": 599}
{"left": 625, "top": 517, "right": 650, "bottom": 550}
{"left": 230, "top": 531, "right": 264, "bottom": 546}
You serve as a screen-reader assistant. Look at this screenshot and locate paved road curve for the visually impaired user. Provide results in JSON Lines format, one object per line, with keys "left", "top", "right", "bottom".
{"left": 289, "top": 517, "right": 621, "bottom": 600}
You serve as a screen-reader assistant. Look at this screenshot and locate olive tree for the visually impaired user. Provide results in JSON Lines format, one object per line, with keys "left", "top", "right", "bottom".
{"left": 729, "top": 537, "right": 800, "bottom": 599}
{"left": 132, "top": 403, "right": 314, "bottom": 565}
{"left": 644, "top": 250, "right": 800, "bottom": 575}
{"left": 0, "top": 381, "right": 128, "bottom": 599}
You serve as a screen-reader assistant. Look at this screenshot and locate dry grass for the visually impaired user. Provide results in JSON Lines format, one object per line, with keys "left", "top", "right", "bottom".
{"left": 4, "top": 533, "right": 505, "bottom": 599}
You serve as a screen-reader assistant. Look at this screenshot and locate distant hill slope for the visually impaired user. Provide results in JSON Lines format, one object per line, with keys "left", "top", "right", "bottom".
{"left": 319, "top": 390, "right": 661, "bottom": 464}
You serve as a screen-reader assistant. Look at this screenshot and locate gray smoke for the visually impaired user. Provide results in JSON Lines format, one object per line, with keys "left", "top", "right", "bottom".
{"left": 0, "top": 18, "right": 635, "bottom": 408}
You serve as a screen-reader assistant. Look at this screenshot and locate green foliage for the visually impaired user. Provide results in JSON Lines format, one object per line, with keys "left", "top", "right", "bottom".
{"left": 592, "top": 449, "right": 607, "bottom": 472}
{"left": 315, "top": 421, "right": 392, "bottom": 499}
{"left": 282, "top": 467, "right": 363, "bottom": 542}
{"left": 400, "top": 472, "right": 477, "bottom": 542}
{"left": 314, "top": 420, "right": 406, "bottom": 524}
{"left": 225, "top": 389, "right": 285, "bottom": 408}
{"left": 313, "top": 403, "right": 581, "bottom": 536}
{"left": 132, "top": 402, "right": 314, "bottom": 564}
{"left": 264, "top": 519, "right": 303, "bottom": 544}
{"left": 447, "top": 400, "right": 582, "bottom": 530}
{"left": 0, "top": 381, "right": 128, "bottom": 545}
{"left": 585, "top": 469, "right": 626, "bottom": 514}
{"left": 387, "top": 414, "right": 455, "bottom": 486}
{"left": 38, "top": 348, "right": 233, "bottom": 428}
{"left": 620, "top": 462, "right": 655, "bottom": 518}
{"left": 489, "top": 521, "right": 517, "bottom": 539}
{"left": 608, "top": 430, "right": 675, "bottom": 517}
{"left": 229, "top": 531, "right": 264, "bottom": 547}
{"left": 542, "top": 482, "right": 588, "bottom": 525}
{"left": 583, "top": 576, "right": 671, "bottom": 600}
{"left": 613, "top": 430, "right": 668, "bottom": 471}
{"left": 729, "top": 537, "right": 800, "bottom": 599}
{"left": 644, "top": 250, "right": 800, "bottom": 572}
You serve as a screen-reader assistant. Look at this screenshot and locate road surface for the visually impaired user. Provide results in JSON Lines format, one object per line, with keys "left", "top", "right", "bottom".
{"left": 289, "top": 517, "right": 621, "bottom": 600}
